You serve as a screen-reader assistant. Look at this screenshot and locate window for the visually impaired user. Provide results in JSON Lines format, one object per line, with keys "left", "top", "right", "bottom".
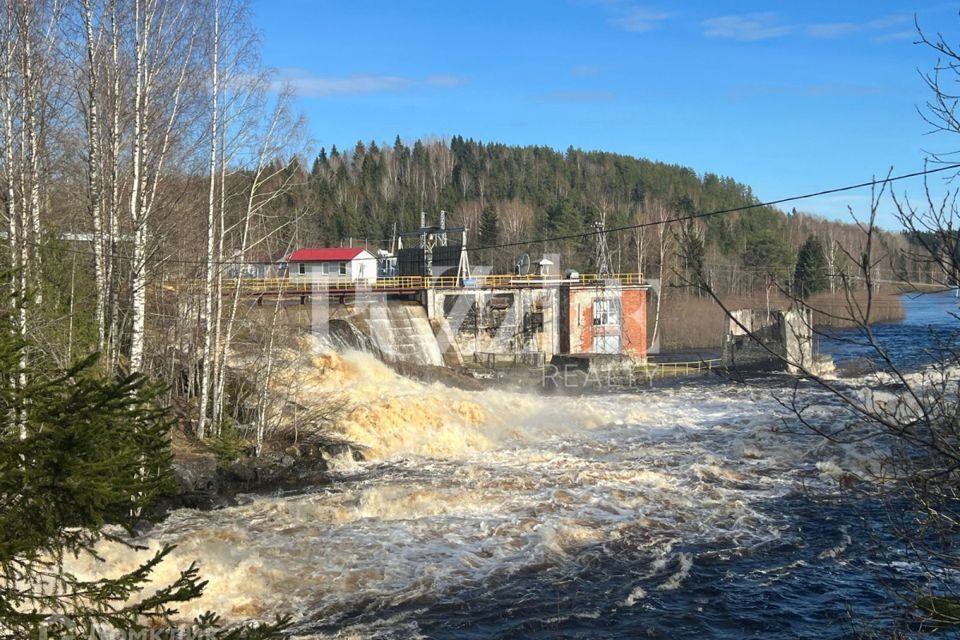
{"left": 593, "top": 335, "right": 621, "bottom": 354}
{"left": 592, "top": 298, "right": 620, "bottom": 326}
{"left": 524, "top": 311, "right": 544, "bottom": 333}
{"left": 298, "top": 263, "right": 305, "bottom": 275}
{"left": 339, "top": 261, "right": 348, "bottom": 275}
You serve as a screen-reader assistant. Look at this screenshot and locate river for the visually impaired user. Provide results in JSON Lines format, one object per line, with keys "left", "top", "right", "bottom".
{"left": 77, "top": 291, "right": 960, "bottom": 639}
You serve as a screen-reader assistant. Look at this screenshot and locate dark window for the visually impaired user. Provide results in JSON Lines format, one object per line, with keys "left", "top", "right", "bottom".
{"left": 339, "top": 261, "right": 348, "bottom": 275}
{"left": 298, "top": 263, "right": 305, "bottom": 275}
{"left": 525, "top": 311, "right": 544, "bottom": 332}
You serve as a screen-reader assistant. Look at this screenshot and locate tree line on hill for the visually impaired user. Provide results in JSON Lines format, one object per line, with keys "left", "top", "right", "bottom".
{"left": 278, "top": 136, "right": 934, "bottom": 297}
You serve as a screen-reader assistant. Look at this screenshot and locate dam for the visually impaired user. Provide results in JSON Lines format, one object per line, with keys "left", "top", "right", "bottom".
{"left": 234, "top": 272, "right": 650, "bottom": 371}
{"left": 200, "top": 215, "right": 652, "bottom": 373}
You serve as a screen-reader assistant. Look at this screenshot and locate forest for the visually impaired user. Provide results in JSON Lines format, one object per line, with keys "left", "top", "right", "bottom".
{"left": 286, "top": 135, "right": 927, "bottom": 293}
{"left": 0, "top": 0, "right": 934, "bottom": 421}
{"left": 0, "top": 0, "right": 956, "bottom": 635}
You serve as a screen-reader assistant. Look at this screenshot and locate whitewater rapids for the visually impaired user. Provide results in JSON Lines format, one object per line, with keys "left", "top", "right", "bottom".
{"left": 67, "top": 342, "right": 899, "bottom": 638}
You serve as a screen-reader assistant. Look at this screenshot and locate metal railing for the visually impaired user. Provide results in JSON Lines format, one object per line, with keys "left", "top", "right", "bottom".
{"left": 637, "top": 358, "right": 722, "bottom": 378}
{"left": 169, "top": 272, "right": 645, "bottom": 294}
{"left": 474, "top": 351, "right": 547, "bottom": 369}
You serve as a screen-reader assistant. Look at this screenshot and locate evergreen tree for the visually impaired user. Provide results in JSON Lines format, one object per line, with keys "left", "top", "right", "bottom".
{"left": 546, "top": 196, "right": 581, "bottom": 235}
{"left": 743, "top": 229, "right": 795, "bottom": 284}
{"left": 793, "top": 235, "right": 829, "bottom": 298}
{"left": 0, "top": 303, "right": 288, "bottom": 639}
{"left": 678, "top": 222, "right": 708, "bottom": 293}
{"left": 351, "top": 141, "right": 366, "bottom": 172}
{"left": 479, "top": 203, "right": 499, "bottom": 247}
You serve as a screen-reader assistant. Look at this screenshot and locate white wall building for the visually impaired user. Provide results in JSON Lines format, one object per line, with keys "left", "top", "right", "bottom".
{"left": 287, "top": 248, "right": 378, "bottom": 285}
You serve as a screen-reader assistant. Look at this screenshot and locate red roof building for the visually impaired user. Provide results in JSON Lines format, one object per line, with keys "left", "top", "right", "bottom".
{"left": 287, "top": 247, "right": 367, "bottom": 262}
{"left": 287, "top": 247, "right": 378, "bottom": 283}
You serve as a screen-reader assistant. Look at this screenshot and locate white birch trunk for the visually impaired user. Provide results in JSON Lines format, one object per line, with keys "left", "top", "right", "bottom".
{"left": 215, "top": 95, "right": 288, "bottom": 430}
{"left": 83, "top": 0, "right": 107, "bottom": 352}
{"left": 197, "top": 0, "right": 220, "bottom": 438}
{"left": 103, "top": 0, "right": 121, "bottom": 371}
{"left": 128, "top": 0, "right": 147, "bottom": 372}
{"left": 129, "top": 0, "right": 195, "bottom": 374}
{"left": 1, "top": 4, "right": 25, "bottom": 438}
{"left": 210, "top": 100, "right": 230, "bottom": 432}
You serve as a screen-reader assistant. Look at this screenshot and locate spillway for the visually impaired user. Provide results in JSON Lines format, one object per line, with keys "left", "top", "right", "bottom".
{"left": 328, "top": 300, "right": 444, "bottom": 367}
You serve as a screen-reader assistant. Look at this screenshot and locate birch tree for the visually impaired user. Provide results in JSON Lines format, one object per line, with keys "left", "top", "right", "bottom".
{"left": 81, "top": 0, "right": 109, "bottom": 352}
{"left": 127, "top": 0, "right": 199, "bottom": 373}
{"left": 0, "top": 0, "right": 62, "bottom": 435}
{"left": 213, "top": 92, "right": 299, "bottom": 435}
{"left": 196, "top": 0, "right": 220, "bottom": 438}
{"left": 195, "top": 0, "right": 301, "bottom": 438}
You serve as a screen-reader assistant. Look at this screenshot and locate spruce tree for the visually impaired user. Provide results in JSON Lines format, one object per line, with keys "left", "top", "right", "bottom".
{"left": 479, "top": 203, "right": 499, "bottom": 247}
{"left": 793, "top": 235, "right": 829, "bottom": 298}
{"left": 0, "top": 302, "right": 288, "bottom": 639}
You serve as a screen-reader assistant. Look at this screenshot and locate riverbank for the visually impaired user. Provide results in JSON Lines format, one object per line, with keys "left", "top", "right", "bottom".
{"left": 149, "top": 432, "right": 364, "bottom": 517}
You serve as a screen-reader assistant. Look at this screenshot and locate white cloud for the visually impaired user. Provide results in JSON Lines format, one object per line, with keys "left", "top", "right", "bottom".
{"left": 274, "top": 70, "right": 409, "bottom": 96}
{"left": 614, "top": 8, "right": 672, "bottom": 32}
{"left": 586, "top": 1, "right": 672, "bottom": 33}
{"left": 273, "top": 69, "right": 466, "bottom": 97}
{"left": 731, "top": 83, "right": 885, "bottom": 98}
{"left": 571, "top": 64, "right": 604, "bottom": 77}
{"left": 806, "top": 14, "right": 911, "bottom": 40}
{"left": 427, "top": 74, "right": 467, "bottom": 87}
{"left": 866, "top": 15, "right": 910, "bottom": 30}
{"left": 872, "top": 30, "right": 916, "bottom": 44}
{"left": 703, "top": 14, "right": 791, "bottom": 41}
{"left": 806, "top": 22, "right": 860, "bottom": 39}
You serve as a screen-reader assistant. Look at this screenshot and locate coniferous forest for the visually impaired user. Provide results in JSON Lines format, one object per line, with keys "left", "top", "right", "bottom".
{"left": 280, "top": 136, "right": 925, "bottom": 292}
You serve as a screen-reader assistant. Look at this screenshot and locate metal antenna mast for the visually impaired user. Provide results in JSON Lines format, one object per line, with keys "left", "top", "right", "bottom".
{"left": 594, "top": 220, "right": 611, "bottom": 277}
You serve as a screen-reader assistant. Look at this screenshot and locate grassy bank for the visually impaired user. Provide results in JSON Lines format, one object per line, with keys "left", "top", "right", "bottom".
{"left": 654, "top": 288, "right": 906, "bottom": 352}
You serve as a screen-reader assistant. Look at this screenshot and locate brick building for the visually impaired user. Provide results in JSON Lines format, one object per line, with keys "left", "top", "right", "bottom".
{"left": 558, "top": 284, "right": 648, "bottom": 362}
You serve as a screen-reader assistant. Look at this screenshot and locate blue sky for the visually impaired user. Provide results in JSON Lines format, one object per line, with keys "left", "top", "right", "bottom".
{"left": 251, "top": 1, "right": 960, "bottom": 228}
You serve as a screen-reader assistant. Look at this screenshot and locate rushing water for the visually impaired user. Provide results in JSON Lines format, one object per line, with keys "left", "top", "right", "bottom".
{"left": 74, "top": 293, "right": 960, "bottom": 639}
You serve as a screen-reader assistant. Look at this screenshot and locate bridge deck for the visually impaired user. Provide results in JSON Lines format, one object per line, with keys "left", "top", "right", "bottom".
{"left": 166, "top": 273, "right": 646, "bottom": 296}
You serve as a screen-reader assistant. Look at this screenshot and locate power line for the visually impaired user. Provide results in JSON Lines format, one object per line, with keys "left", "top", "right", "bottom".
{"left": 20, "top": 161, "right": 960, "bottom": 267}
{"left": 466, "top": 163, "right": 960, "bottom": 253}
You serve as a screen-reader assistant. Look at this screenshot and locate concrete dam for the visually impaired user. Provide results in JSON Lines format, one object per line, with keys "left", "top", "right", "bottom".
{"left": 328, "top": 301, "right": 445, "bottom": 368}
{"left": 277, "top": 276, "right": 651, "bottom": 374}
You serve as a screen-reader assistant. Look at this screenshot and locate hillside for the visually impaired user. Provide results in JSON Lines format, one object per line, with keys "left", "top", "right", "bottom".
{"left": 267, "top": 136, "right": 916, "bottom": 294}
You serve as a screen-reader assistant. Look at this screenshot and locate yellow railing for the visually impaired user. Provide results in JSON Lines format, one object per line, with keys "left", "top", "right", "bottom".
{"left": 169, "top": 273, "right": 646, "bottom": 293}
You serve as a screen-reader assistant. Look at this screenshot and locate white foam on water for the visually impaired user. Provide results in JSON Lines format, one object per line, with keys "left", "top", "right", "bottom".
{"left": 622, "top": 585, "right": 647, "bottom": 606}
{"left": 657, "top": 553, "right": 694, "bottom": 591}
{"left": 63, "top": 343, "right": 910, "bottom": 635}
